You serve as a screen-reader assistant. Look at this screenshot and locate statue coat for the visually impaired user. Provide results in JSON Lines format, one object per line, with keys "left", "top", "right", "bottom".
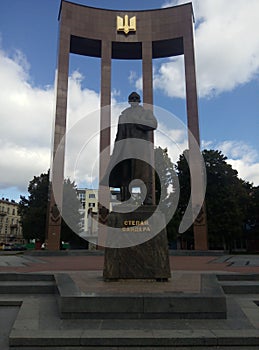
{"left": 101, "top": 104, "right": 157, "bottom": 192}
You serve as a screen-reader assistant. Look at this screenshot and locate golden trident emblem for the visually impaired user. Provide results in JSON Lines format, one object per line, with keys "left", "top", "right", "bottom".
{"left": 117, "top": 15, "right": 136, "bottom": 34}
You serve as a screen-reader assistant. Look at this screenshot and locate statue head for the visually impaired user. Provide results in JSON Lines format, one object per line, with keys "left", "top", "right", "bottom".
{"left": 128, "top": 92, "right": 141, "bottom": 106}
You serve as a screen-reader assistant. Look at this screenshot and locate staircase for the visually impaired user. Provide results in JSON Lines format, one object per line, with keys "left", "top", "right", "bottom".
{"left": 0, "top": 273, "right": 56, "bottom": 294}
{"left": 217, "top": 274, "right": 259, "bottom": 294}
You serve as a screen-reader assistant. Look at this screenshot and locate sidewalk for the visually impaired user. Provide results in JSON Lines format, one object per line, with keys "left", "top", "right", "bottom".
{"left": 0, "top": 251, "right": 259, "bottom": 274}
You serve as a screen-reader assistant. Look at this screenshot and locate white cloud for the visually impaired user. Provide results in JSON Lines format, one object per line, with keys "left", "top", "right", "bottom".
{"left": 155, "top": 124, "right": 188, "bottom": 164}
{"left": 153, "top": 56, "right": 185, "bottom": 98}
{"left": 0, "top": 48, "right": 54, "bottom": 194}
{"left": 217, "top": 140, "right": 257, "bottom": 163}
{"left": 0, "top": 50, "right": 54, "bottom": 149}
{"left": 0, "top": 47, "right": 102, "bottom": 196}
{"left": 151, "top": 0, "right": 259, "bottom": 98}
{"left": 128, "top": 70, "right": 137, "bottom": 85}
{"left": 201, "top": 140, "right": 213, "bottom": 149}
{"left": 0, "top": 143, "right": 50, "bottom": 191}
{"left": 204, "top": 140, "right": 259, "bottom": 185}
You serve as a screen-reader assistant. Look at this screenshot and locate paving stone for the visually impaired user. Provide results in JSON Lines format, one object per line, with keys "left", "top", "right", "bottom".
{"left": 0, "top": 256, "right": 27, "bottom": 267}
{"left": 0, "top": 306, "right": 20, "bottom": 350}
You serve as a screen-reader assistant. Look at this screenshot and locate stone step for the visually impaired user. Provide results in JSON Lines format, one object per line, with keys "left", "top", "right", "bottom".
{"left": 9, "top": 328, "right": 259, "bottom": 348}
{"left": 220, "top": 281, "right": 259, "bottom": 294}
{"left": 0, "top": 273, "right": 56, "bottom": 294}
{"left": 217, "top": 274, "right": 259, "bottom": 281}
{"left": 0, "top": 273, "right": 54, "bottom": 281}
{"left": 0, "top": 280, "right": 57, "bottom": 294}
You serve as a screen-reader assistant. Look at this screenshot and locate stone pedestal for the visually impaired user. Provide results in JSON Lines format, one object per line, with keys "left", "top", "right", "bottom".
{"left": 103, "top": 205, "right": 171, "bottom": 280}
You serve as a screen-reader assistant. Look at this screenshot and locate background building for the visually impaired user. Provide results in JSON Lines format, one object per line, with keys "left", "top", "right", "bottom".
{"left": 76, "top": 188, "right": 127, "bottom": 249}
{"left": 0, "top": 198, "right": 23, "bottom": 245}
{"left": 77, "top": 189, "right": 98, "bottom": 231}
{"left": 77, "top": 189, "right": 98, "bottom": 249}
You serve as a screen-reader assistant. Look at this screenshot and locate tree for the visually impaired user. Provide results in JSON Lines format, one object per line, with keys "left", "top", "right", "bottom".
{"left": 176, "top": 149, "right": 251, "bottom": 251}
{"left": 174, "top": 150, "right": 193, "bottom": 248}
{"left": 19, "top": 171, "right": 84, "bottom": 246}
{"left": 19, "top": 171, "right": 49, "bottom": 242}
{"left": 244, "top": 185, "right": 259, "bottom": 251}
{"left": 246, "top": 185, "right": 259, "bottom": 227}
{"left": 61, "top": 178, "right": 86, "bottom": 247}
{"left": 154, "top": 147, "right": 179, "bottom": 242}
{"left": 204, "top": 150, "right": 251, "bottom": 250}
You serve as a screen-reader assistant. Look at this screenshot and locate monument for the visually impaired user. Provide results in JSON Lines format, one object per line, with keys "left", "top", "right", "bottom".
{"left": 101, "top": 91, "right": 171, "bottom": 280}
{"left": 46, "top": 1, "right": 208, "bottom": 252}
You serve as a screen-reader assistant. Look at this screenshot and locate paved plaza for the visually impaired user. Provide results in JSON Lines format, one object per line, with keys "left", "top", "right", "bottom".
{"left": 1, "top": 251, "right": 259, "bottom": 274}
{"left": 0, "top": 251, "right": 259, "bottom": 349}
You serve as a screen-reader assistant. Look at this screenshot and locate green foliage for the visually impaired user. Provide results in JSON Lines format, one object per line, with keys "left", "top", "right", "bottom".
{"left": 244, "top": 185, "right": 259, "bottom": 238}
{"left": 176, "top": 150, "right": 191, "bottom": 217}
{"left": 247, "top": 185, "right": 259, "bottom": 224}
{"left": 155, "top": 147, "right": 175, "bottom": 203}
{"left": 18, "top": 171, "right": 49, "bottom": 242}
{"left": 203, "top": 150, "right": 250, "bottom": 250}
{"left": 155, "top": 147, "right": 178, "bottom": 242}
{"left": 19, "top": 171, "right": 84, "bottom": 245}
{"left": 61, "top": 178, "right": 84, "bottom": 243}
{"left": 176, "top": 149, "right": 253, "bottom": 250}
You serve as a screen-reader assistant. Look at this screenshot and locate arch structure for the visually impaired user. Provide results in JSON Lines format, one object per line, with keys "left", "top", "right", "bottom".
{"left": 46, "top": 0, "right": 208, "bottom": 250}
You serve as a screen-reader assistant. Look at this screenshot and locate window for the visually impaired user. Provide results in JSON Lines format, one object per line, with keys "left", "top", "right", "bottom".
{"left": 89, "top": 203, "right": 95, "bottom": 208}
{"left": 89, "top": 194, "right": 95, "bottom": 198}
{"left": 12, "top": 208, "right": 15, "bottom": 215}
{"left": 79, "top": 193, "right": 85, "bottom": 200}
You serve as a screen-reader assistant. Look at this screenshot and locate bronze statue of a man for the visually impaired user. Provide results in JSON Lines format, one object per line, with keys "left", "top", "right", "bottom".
{"left": 102, "top": 92, "right": 157, "bottom": 204}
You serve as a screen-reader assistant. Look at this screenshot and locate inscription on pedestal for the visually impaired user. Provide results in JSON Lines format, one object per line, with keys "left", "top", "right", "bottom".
{"left": 121, "top": 220, "right": 150, "bottom": 232}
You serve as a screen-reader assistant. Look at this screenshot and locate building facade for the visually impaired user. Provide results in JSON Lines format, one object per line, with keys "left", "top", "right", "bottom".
{"left": 76, "top": 188, "right": 98, "bottom": 249}
{"left": 77, "top": 188, "right": 120, "bottom": 234}
{"left": 77, "top": 188, "right": 98, "bottom": 231}
{"left": 0, "top": 198, "right": 23, "bottom": 245}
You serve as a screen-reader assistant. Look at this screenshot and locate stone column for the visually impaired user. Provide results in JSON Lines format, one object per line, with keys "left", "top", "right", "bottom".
{"left": 46, "top": 19, "right": 70, "bottom": 251}
{"left": 142, "top": 41, "right": 155, "bottom": 205}
{"left": 183, "top": 20, "right": 208, "bottom": 250}
{"left": 98, "top": 40, "right": 112, "bottom": 247}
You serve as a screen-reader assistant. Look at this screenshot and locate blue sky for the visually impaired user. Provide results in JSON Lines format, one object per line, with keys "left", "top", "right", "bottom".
{"left": 0, "top": 0, "right": 259, "bottom": 202}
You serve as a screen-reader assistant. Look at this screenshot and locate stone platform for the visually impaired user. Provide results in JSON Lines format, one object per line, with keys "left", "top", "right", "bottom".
{"left": 0, "top": 272, "right": 259, "bottom": 348}
{"left": 57, "top": 271, "right": 226, "bottom": 319}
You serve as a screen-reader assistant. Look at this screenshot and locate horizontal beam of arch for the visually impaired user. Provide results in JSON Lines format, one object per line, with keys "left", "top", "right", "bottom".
{"left": 70, "top": 35, "right": 184, "bottom": 60}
